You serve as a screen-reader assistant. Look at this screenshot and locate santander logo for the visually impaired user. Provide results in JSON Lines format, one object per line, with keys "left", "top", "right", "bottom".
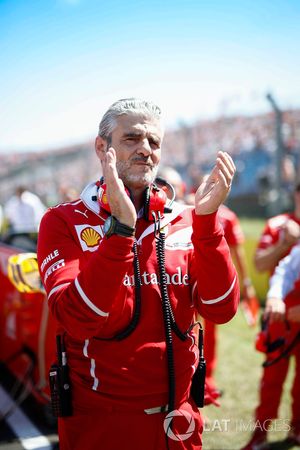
{"left": 123, "top": 266, "right": 189, "bottom": 286}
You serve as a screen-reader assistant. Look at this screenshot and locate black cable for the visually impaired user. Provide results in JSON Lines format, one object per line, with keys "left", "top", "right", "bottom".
{"left": 188, "top": 322, "right": 206, "bottom": 408}
{"left": 152, "top": 211, "right": 187, "bottom": 342}
{"left": 115, "top": 240, "right": 142, "bottom": 340}
{"left": 155, "top": 221, "right": 176, "bottom": 413}
{"left": 94, "top": 240, "right": 142, "bottom": 341}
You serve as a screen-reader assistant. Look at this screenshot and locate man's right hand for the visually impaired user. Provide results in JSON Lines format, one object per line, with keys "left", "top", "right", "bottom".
{"left": 101, "top": 147, "right": 137, "bottom": 228}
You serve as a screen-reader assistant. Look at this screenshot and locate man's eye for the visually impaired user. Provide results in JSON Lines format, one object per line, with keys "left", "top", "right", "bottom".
{"left": 149, "top": 140, "right": 159, "bottom": 148}
{"left": 126, "top": 137, "right": 139, "bottom": 142}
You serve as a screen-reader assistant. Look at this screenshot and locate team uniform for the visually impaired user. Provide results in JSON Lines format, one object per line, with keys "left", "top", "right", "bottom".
{"left": 254, "top": 213, "right": 300, "bottom": 429}
{"left": 37, "top": 182, "right": 239, "bottom": 450}
{"left": 264, "top": 245, "right": 300, "bottom": 437}
{"left": 256, "top": 213, "right": 300, "bottom": 267}
{"left": 204, "top": 204, "right": 244, "bottom": 388}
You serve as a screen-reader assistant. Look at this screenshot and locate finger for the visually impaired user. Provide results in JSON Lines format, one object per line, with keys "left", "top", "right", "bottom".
{"left": 217, "top": 156, "right": 235, "bottom": 184}
{"left": 215, "top": 152, "right": 235, "bottom": 188}
{"left": 105, "top": 148, "right": 131, "bottom": 202}
{"left": 217, "top": 151, "right": 236, "bottom": 175}
{"left": 204, "top": 166, "right": 218, "bottom": 184}
{"left": 215, "top": 163, "right": 232, "bottom": 192}
{"left": 105, "top": 148, "right": 119, "bottom": 183}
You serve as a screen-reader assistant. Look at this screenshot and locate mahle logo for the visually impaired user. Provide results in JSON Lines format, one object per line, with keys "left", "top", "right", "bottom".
{"left": 163, "top": 409, "right": 195, "bottom": 441}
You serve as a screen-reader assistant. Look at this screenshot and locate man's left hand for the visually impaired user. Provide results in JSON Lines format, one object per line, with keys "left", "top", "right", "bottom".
{"left": 194, "top": 151, "right": 236, "bottom": 215}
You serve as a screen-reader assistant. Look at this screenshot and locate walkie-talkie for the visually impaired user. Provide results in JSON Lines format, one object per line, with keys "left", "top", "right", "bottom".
{"left": 190, "top": 324, "right": 206, "bottom": 408}
{"left": 49, "top": 334, "right": 72, "bottom": 417}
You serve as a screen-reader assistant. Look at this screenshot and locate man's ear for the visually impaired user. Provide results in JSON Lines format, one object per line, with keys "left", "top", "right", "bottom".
{"left": 95, "top": 136, "right": 106, "bottom": 161}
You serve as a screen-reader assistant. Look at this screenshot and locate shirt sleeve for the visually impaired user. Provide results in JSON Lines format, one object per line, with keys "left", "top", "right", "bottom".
{"left": 190, "top": 211, "right": 240, "bottom": 324}
{"left": 37, "top": 208, "right": 134, "bottom": 339}
{"left": 267, "top": 244, "right": 300, "bottom": 301}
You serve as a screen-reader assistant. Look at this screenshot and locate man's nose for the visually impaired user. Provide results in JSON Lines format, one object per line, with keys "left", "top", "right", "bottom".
{"left": 137, "top": 138, "right": 152, "bottom": 156}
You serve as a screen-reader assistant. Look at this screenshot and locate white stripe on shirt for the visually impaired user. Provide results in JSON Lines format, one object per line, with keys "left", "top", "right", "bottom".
{"left": 83, "top": 339, "right": 89, "bottom": 357}
{"left": 48, "top": 282, "right": 70, "bottom": 300}
{"left": 201, "top": 276, "right": 237, "bottom": 304}
{"left": 90, "top": 359, "right": 99, "bottom": 391}
{"left": 82, "top": 340, "right": 99, "bottom": 391}
{"left": 74, "top": 278, "right": 109, "bottom": 317}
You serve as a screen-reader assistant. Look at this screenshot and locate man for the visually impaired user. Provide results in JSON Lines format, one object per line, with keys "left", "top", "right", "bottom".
{"left": 242, "top": 245, "right": 300, "bottom": 449}
{"left": 37, "top": 98, "right": 239, "bottom": 450}
{"left": 242, "top": 183, "right": 300, "bottom": 450}
{"left": 4, "top": 186, "right": 46, "bottom": 233}
{"left": 204, "top": 204, "right": 257, "bottom": 393}
{"left": 254, "top": 184, "right": 300, "bottom": 274}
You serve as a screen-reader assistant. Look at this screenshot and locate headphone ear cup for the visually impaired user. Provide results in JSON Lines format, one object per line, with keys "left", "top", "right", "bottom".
{"left": 98, "top": 181, "right": 132, "bottom": 214}
{"left": 144, "top": 185, "right": 168, "bottom": 221}
{"left": 98, "top": 183, "right": 111, "bottom": 214}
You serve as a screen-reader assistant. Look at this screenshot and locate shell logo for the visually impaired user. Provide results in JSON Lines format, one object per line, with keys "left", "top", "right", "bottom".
{"left": 80, "top": 227, "right": 101, "bottom": 247}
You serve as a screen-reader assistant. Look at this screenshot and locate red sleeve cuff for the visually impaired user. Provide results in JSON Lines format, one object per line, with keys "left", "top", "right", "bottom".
{"left": 99, "top": 235, "right": 135, "bottom": 259}
{"left": 192, "top": 210, "right": 222, "bottom": 239}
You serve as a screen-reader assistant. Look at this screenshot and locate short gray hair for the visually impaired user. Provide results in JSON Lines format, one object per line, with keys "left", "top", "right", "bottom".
{"left": 98, "top": 98, "right": 162, "bottom": 139}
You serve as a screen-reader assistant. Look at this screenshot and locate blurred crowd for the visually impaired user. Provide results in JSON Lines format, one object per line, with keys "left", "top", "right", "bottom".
{"left": 0, "top": 109, "right": 299, "bottom": 212}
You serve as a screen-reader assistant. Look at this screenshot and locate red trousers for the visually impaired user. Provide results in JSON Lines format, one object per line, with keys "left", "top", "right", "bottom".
{"left": 255, "top": 344, "right": 300, "bottom": 429}
{"left": 58, "top": 399, "right": 203, "bottom": 450}
{"left": 203, "top": 319, "right": 217, "bottom": 388}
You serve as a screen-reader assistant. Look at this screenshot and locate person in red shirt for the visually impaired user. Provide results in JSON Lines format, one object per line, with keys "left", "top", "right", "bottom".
{"left": 37, "top": 98, "right": 239, "bottom": 450}
{"left": 242, "top": 183, "right": 300, "bottom": 450}
{"left": 204, "top": 204, "right": 257, "bottom": 392}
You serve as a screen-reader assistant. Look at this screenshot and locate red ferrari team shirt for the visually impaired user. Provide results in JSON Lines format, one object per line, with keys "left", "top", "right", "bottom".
{"left": 37, "top": 182, "right": 239, "bottom": 412}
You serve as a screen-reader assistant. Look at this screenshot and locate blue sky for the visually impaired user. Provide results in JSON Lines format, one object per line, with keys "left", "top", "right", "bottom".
{"left": 1, "top": 0, "right": 300, "bottom": 153}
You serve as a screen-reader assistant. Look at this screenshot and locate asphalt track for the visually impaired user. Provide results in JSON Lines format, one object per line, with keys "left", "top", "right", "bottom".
{"left": 0, "top": 370, "right": 59, "bottom": 450}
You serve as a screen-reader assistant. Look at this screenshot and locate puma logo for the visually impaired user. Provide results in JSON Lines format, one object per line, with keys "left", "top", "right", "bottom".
{"left": 75, "top": 209, "right": 89, "bottom": 218}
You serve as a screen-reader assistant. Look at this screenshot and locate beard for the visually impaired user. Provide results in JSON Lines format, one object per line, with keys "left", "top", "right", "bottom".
{"left": 116, "top": 159, "right": 159, "bottom": 189}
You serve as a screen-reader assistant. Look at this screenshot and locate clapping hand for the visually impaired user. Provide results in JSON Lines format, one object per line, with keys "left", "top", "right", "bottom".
{"left": 194, "top": 151, "right": 236, "bottom": 215}
{"left": 101, "top": 147, "right": 137, "bottom": 228}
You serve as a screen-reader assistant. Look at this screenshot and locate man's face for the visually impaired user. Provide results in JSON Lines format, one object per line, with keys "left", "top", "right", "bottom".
{"left": 97, "top": 114, "right": 163, "bottom": 190}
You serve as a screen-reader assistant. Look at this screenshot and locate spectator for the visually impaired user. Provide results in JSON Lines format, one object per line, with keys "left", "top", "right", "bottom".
{"left": 157, "top": 166, "right": 186, "bottom": 202}
{"left": 204, "top": 204, "right": 258, "bottom": 393}
{"left": 242, "top": 244, "right": 300, "bottom": 449}
{"left": 242, "top": 182, "right": 300, "bottom": 449}
{"left": 4, "top": 186, "right": 47, "bottom": 233}
{"left": 58, "top": 185, "right": 80, "bottom": 203}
